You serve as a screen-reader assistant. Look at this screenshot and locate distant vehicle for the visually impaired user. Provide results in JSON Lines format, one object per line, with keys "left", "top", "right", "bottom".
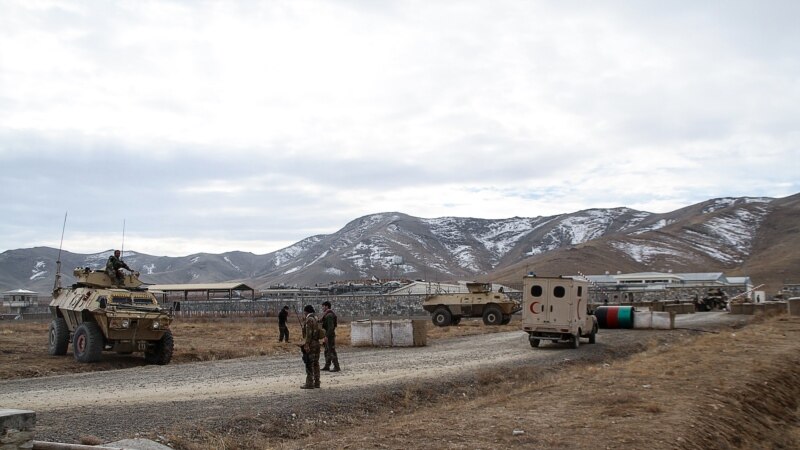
{"left": 422, "top": 282, "right": 520, "bottom": 326}
{"left": 48, "top": 267, "right": 174, "bottom": 364}
{"left": 522, "top": 275, "right": 597, "bottom": 348}
{"left": 696, "top": 287, "right": 729, "bottom": 311}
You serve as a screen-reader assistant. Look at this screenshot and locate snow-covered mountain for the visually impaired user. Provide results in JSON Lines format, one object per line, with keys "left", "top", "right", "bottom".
{"left": 1, "top": 193, "right": 797, "bottom": 294}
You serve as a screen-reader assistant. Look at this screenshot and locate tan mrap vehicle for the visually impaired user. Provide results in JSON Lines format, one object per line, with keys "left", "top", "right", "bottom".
{"left": 48, "top": 267, "right": 174, "bottom": 364}
{"left": 522, "top": 275, "right": 597, "bottom": 348}
{"left": 422, "top": 282, "right": 520, "bottom": 326}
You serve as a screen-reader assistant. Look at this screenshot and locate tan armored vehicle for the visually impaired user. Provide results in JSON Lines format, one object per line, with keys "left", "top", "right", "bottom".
{"left": 48, "top": 267, "right": 174, "bottom": 364}
{"left": 422, "top": 282, "right": 520, "bottom": 326}
{"left": 522, "top": 275, "right": 597, "bottom": 348}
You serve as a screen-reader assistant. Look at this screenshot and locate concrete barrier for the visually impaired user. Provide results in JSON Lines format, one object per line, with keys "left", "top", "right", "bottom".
{"left": 789, "top": 298, "right": 800, "bottom": 316}
{"left": 632, "top": 310, "right": 674, "bottom": 329}
{"left": 391, "top": 319, "right": 427, "bottom": 347}
{"left": 765, "top": 302, "right": 787, "bottom": 315}
{"left": 372, "top": 320, "right": 393, "bottom": 346}
{"left": 664, "top": 303, "right": 694, "bottom": 315}
{"left": 351, "top": 319, "right": 427, "bottom": 347}
{"left": 633, "top": 310, "right": 652, "bottom": 329}
{"left": 1, "top": 409, "right": 35, "bottom": 450}
{"left": 729, "top": 303, "right": 745, "bottom": 314}
{"left": 652, "top": 311, "right": 675, "bottom": 329}
{"left": 350, "top": 320, "right": 373, "bottom": 347}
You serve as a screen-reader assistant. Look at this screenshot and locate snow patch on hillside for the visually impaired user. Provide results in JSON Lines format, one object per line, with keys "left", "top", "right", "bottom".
{"left": 701, "top": 197, "right": 770, "bottom": 214}
{"left": 325, "top": 267, "right": 344, "bottom": 276}
{"left": 30, "top": 261, "right": 47, "bottom": 280}
{"left": 190, "top": 256, "right": 200, "bottom": 264}
{"left": 475, "top": 218, "right": 539, "bottom": 258}
{"left": 274, "top": 236, "right": 322, "bottom": 266}
{"left": 611, "top": 242, "right": 682, "bottom": 263}
{"left": 224, "top": 257, "right": 241, "bottom": 271}
{"left": 633, "top": 218, "right": 675, "bottom": 234}
{"left": 307, "top": 250, "right": 330, "bottom": 266}
{"left": 559, "top": 210, "right": 618, "bottom": 244}
{"left": 142, "top": 263, "right": 156, "bottom": 275}
{"left": 682, "top": 230, "right": 738, "bottom": 263}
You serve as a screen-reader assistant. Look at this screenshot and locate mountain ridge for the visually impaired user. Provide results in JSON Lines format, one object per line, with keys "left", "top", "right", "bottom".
{"left": 1, "top": 194, "right": 797, "bottom": 295}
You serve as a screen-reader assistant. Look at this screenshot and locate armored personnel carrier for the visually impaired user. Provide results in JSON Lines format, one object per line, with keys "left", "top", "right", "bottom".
{"left": 48, "top": 267, "right": 174, "bottom": 364}
{"left": 422, "top": 282, "right": 520, "bottom": 326}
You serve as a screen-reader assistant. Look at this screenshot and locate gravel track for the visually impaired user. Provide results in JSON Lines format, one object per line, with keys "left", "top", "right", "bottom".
{"left": 0, "top": 312, "right": 744, "bottom": 443}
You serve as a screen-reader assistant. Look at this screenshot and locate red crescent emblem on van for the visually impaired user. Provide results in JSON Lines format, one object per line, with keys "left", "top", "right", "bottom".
{"left": 529, "top": 302, "right": 540, "bottom": 314}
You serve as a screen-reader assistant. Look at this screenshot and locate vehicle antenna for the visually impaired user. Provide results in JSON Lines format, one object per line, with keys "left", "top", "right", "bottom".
{"left": 121, "top": 219, "right": 126, "bottom": 257}
{"left": 53, "top": 211, "right": 68, "bottom": 295}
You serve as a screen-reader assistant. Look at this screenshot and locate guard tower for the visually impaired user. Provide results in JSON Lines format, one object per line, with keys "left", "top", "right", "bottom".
{"left": 2, "top": 289, "right": 39, "bottom": 317}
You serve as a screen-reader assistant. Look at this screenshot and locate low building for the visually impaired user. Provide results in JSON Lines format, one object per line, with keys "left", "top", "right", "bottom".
{"left": 579, "top": 272, "right": 754, "bottom": 303}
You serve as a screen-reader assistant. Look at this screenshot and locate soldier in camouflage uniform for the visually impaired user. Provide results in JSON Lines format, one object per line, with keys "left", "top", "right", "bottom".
{"left": 300, "top": 304, "right": 321, "bottom": 389}
{"left": 105, "top": 250, "right": 131, "bottom": 285}
{"left": 321, "top": 300, "right": 340, "bottom": 372}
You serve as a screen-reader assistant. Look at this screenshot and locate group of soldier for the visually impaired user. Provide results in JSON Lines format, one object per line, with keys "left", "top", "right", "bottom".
{"left": 108, "top": 249, "right": 342, "bottom": 389}
{"left": 278, "top": 301, "right": 340, "bottom": 389}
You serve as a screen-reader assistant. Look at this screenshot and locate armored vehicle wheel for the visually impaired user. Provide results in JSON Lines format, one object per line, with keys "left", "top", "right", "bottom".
{"left": 482, "top": 306, "right": 503, "bottom": 325}
{"left": 431, "top": 308, "right": 452, "bottom": 327}
{"left": 501, "top": 314, "right": 511, "bottom": 325}
{"left": 588, "top": 326, "right": 597, "bottom": 344}
{"left": 145, "top": 330, "right": 174, "bottom": 365}
{"left": 451, "top": 316, "right": 462, "bottom": 325}
{"left": 48, "top": 318, "right": 69, "bottom": 356}
{"left": 571, "top": 333, "right": 580, "bottom": 349}
{"left": 73, "top": 322, "right": 104, "bottom": 363}
{"left": 529, "top": 337, "right": 540, "bottom": 348}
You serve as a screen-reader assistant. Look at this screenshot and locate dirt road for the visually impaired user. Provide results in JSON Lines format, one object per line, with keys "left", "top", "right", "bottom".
{"left": 0, "top": 312, "right": 745, "bottom": 444}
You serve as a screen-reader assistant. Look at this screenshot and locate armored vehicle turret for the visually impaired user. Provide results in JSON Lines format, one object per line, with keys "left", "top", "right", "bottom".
{"left": 48, "top": 267, "right": 174, "bottom": 364}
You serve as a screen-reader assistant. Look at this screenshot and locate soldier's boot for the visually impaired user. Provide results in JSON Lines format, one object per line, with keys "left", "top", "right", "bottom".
{"left": 330, "top": 355, "right": 340, "bottom": 372}
{"left": 314, "top": 377, "right": 321, "bottom": 388}
{"left": 301, "top": 375, "right": 314, "bottom": 389}
{"left": 300, "top": 384, "right": 314, "bottom": 389}
{"left": 321, "top": 364, "right": 330, "bottom": 371}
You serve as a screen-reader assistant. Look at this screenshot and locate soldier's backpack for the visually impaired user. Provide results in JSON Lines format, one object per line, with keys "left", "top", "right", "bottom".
{"left": 312, "top": 317, "right": 325, "bottom": 341}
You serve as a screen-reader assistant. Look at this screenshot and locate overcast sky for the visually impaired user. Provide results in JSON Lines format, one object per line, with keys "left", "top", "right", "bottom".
{"left": 1, "top": 1, "right": 798, "bottom": 256}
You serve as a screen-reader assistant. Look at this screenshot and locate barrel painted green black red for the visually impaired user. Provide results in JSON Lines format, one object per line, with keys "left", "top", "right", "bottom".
{"left": 594, "top": 306, "right": 635, "bottom": 329}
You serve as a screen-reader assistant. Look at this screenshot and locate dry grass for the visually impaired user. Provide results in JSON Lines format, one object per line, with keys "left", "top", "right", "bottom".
{"left": 7, "top": 315, "right": 799, "bottom": 449}
{"left": 0, "top": 316, "right": 517, "bottom": 380}
{"left": 161, "top": 316, "right": 800, "bottom": 450}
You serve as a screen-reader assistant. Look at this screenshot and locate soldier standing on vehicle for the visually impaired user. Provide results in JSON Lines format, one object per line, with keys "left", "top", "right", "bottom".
{"left": 106, "top": 250, "right": 131, "bottom": 285}
{"left": 278, "top": 305, "right": 290, "bottom": 342}
{"left": 300, "top": 304, "right": 321, "bottom": 389}
{"left": 321, "top": 300, "right": 340, "bottom": 372}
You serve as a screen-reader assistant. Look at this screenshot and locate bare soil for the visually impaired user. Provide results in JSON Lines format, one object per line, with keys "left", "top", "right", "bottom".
{"left": 1, "top": 313, "right": 798, "bottom": 449}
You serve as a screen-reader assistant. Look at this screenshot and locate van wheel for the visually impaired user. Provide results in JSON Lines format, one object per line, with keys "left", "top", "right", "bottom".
{"left": 529, "top": 337, "right": 540, "bottom": 348}
{"left": 571, "top": 333, "right": 580, "bottom": 349}
{"left": 48, "top": 318, "right": 69, "bottom": 356}
{"left": 431, "top": 308, "right": 452, "bottom": 327}
{"left": 73, "top": 322, "right": 104, "bottom": 363}
{"left": 482, "top": 306, "right": 503, "bottom": 325}
{"left": 589, "top": 327, "right": 597, "bottom": 344}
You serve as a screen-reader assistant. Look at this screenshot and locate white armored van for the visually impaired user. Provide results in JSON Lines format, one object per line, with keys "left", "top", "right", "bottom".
{"left": 522, "top": 275, "right": 598, "bottom": 348}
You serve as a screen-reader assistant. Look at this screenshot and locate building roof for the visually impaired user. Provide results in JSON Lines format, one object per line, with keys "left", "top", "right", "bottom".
{"left": 388, "top": 281, "right": 517, "bottom": 295}
{"left": 2, "top": 289, "right": 38, "bottom": 295}
{"left": 146, "top": 282, "right": 254, "bottom": 292}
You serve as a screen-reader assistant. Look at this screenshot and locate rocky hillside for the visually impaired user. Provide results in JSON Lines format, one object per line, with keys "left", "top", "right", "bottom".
{"left": 1, "top": 194, "right": 797, "bottom": 294}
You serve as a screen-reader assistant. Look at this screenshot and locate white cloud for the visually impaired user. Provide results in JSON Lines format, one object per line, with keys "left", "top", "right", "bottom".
{"left": 0, "top": 0, "right": 798, "bottom": 256}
